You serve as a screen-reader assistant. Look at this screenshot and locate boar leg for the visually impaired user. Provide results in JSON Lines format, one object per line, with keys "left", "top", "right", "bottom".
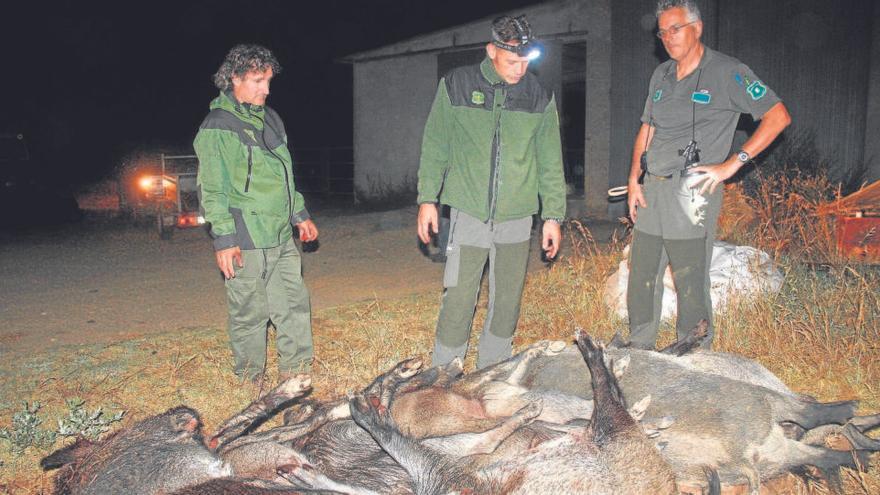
{"left": 658, "top": 320, "right": 708, "bottom": 356}
{"left": 350, "top": 392, "right": 479, "bottom": 495}
{"left": 504, "top": 340, "right": 566, "bottom": 386}
{"left": 219, "top": 401, "right": 348, "bottom": 454}
{"left": 422, "top": 401, "right": 542, "bottom": 456}
{"left": 276, "top": 461, "right": 383, "bottom": 495}
{"left": 211, "top": 374, "right": 312, "bottom": 450}
{"left": 801, "top": 422, "right": 880, "bottom": 453}
{"left": 848, "top": 413, "right": 880, "bottom": 433}
{"left": 362, "top": 358, "right": 422, "bottom": 411}
{"left": 398, "top": 358, "right": 465, "bottom": 394}
{"left": 784, "top": 399, "right": 858, "bottom": 430}
{"left": 769, "top": 435, "right": 871, "bottom": 478}
{"left": 575, "top": 330, "right": 636, "bottom": 441}
{"left": 453, "top": 340, "right": 565, "bottom": 397}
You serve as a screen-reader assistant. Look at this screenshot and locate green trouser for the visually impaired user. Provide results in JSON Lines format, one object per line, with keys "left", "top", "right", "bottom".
{"left": 225, "top": 236, "right": 313, "bottom": 379}
{"left": 626, "top": 173, "right": 722, "bottom": 349}
{"left": 432, "top": 209, "right": 532, "bottom": 369}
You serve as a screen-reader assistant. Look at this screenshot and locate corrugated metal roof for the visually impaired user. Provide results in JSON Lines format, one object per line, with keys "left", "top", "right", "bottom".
{"left": 340, "top": 0, "right": 588, "bottom": 63}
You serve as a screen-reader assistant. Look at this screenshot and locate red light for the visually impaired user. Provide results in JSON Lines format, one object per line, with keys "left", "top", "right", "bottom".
{"left": 177, "top": 213, "right": 200, "bottom": 227}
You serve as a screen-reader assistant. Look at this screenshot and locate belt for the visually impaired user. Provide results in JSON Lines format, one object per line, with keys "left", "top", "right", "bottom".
{"left": 646, "top": 171, "right": 673, "bottom": 180}
{"left": 647, "top": 169, "right": 707, "bottom": 180}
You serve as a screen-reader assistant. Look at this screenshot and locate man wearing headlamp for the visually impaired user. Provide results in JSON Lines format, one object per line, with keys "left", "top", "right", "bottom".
{"left": 417, "top": 15, "right": 566, "bottom": 369}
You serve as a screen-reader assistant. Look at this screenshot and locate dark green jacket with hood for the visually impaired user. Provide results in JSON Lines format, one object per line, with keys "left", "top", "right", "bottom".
{"left": 417, "top": 57, "right": 566, "bottom": 222}
{"left": 194, "top": 91, "right": 308, "bottom": 251}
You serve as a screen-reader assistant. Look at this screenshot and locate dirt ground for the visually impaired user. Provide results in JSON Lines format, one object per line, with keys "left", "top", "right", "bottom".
{"left": 0, "top": 206, "right": 620, "bottom": 356}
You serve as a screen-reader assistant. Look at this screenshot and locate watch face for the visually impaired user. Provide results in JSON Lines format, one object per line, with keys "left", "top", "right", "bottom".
{"left": 737, "top": 151, "right": 750, "bottom": 162}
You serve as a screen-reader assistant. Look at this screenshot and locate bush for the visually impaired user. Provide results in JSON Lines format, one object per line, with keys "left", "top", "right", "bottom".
{"left": 0, "top": 402, "right": 56, "bottom": 456}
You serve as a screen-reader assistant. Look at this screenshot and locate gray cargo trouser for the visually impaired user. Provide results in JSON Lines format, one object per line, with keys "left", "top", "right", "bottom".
{"left": 626, "top": 173, "right": 722, "bottom": 349}
{"left": 432, "top": 208, "right": 532, "bottom": 369}
{"left": 225, "top": 236, "right": 313, "bottom": 379}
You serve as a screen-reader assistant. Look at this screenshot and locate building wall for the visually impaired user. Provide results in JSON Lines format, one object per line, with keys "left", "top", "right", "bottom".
{"left": 865, "top": 0, "right": 880, "bottom": 184}
{"left": 352, "top": 54, "right": 437, "bottom": 201}
{"left": 717, "top": 0, "right": 873, "bottom": 184}
{"left": 350, "top": 0, "right": 599, "bottom": 205}
{"left": 350, "top": 0, "right": 878, "bottom": 212}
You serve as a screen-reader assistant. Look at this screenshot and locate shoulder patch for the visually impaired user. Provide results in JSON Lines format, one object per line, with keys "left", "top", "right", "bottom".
{"left": 471, "top": 91, "right": 485, "bottom": 105}
{"left": 747, "top": 80, "right": 767, "bottom": 100}
{"left": 653, "top": 89, "right": 663, "bottom": 102}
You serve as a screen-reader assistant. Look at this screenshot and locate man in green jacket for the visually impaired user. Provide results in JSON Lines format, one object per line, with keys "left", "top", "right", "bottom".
{"left": 194, "top": 44, "right": 318, "bottom": 385}
{"left": 417, "top": 15, "right": 567, "bottom": 369}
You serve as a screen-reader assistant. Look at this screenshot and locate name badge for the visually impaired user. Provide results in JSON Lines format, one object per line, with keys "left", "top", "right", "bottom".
{"left": 691, "top": 91, "right": 711, "bottom": 104}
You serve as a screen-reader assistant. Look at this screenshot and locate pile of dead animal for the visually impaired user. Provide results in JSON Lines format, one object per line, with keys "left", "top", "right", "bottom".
{"left": 41, "top": 327, "right": 879, "bottom": 495}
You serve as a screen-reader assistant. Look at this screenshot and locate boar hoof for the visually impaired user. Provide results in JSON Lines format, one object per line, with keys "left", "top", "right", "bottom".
{"left": 628, "top": 395, "right": 652, "bottom": 421}
{"left": 278, "top": 374, "right": 312, "bottom": 396}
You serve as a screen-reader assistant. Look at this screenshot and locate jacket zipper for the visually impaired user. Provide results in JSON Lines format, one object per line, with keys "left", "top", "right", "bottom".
{"left": 488, "top": 87, "right": 505, "bottom": 228}
{"left": 254, "top": 114, "right": 294, "bottom": 220}
{"left": 244, "top": 146, "right": 253, "bottom": 192}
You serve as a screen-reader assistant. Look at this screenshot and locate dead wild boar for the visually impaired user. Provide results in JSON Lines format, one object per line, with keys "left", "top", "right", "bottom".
{"left": 266, "top": 358, "right": 546, "bottom": 494}
{"left": 516, "top": 342, "right": 872, "bottom": 492}
{"left": 40, "top": 375, "right": 312, "bottom": 495}
{"left": 347, "top": 331, "right": 679, "bottom": 495}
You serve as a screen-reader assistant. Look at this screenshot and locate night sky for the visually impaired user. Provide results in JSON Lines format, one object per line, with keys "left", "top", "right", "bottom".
{"left": 1, "top": 0, "right": 536, "bottom": 185}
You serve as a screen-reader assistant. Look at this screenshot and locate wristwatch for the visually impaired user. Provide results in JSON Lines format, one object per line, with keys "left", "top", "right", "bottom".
{"left": 736, "top": 150, "right": 751, "bottom": 164}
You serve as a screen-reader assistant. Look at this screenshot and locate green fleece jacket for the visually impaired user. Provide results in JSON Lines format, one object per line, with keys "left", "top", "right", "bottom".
{"left": 417, "top": 57, "right": 566, "bottom": 222}
{"left": 194, "top": 91, "right": 308, "bottom": 251}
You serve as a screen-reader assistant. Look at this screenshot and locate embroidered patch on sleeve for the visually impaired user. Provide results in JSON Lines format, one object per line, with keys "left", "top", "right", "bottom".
{"left": 747, "top": 81, "right": 767, "bottom": 100}
{"left": 471, "top": 91, "right": 485, "bottom": 105}
{"left": 653, "top": 89, "right": 663, "bottom": 102}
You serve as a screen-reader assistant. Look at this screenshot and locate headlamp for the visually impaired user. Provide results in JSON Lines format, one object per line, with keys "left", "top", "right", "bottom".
{"left": 491, "top": 15, "right": 543, "bottom": 60}
{"left": 492, "top": 39, "right": 544, "bottom": 60}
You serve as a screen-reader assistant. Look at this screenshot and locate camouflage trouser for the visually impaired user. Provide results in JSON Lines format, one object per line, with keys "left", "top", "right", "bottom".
{"left": 626, "top": 173, "right": 723, "bottom": 349}
{"left": 225, "top": 236, "right": 313, "bottom": 379}
{"left": 432, "top": 209, "right": 532, "bottom": 369}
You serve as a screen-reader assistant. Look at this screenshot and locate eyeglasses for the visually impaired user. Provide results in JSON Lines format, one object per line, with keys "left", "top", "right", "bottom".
{"left": 656, "top": 20, "right": 697, "bottom": 39}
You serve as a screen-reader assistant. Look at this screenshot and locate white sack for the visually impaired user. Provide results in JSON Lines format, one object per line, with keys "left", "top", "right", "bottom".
{"left": 604, "top": 241, "right": 784, "bottom": 320}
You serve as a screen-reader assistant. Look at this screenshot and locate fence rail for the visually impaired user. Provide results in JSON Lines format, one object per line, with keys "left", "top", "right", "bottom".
{"left": 292, "top": 146, "right": 354, "bottom": 197}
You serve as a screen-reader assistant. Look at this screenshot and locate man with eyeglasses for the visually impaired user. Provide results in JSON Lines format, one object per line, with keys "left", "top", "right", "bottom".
{"left": 625, "top": 0, "right": 791, "bottom": 349}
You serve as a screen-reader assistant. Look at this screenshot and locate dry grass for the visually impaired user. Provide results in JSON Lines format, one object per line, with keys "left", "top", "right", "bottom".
{"left": 1, "top": 176, "right": 878, "bottom": 494}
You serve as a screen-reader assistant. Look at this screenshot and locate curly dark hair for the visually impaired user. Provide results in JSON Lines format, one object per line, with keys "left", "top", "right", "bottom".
{"left": 212, "top": 44, "right": 282, "bottom": 91}
{"left": 491, "top": 15, "right": 533, "bottom": 44}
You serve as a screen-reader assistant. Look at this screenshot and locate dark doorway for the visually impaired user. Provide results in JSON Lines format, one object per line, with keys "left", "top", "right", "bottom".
{"left": 561, "top": 41, "right": 586, "bottom": 194}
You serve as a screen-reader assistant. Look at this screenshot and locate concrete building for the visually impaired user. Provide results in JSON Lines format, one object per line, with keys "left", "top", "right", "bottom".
{"left": 342, "top": 0, "right": 879, "bottom": 218}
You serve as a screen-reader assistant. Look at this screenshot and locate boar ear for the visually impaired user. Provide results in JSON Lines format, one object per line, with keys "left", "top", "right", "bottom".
{"left": 613, "top": 355, "right": 630, "bottom": 378}
{"left": 169, "top": 409, "right": 201, "bottom": 435}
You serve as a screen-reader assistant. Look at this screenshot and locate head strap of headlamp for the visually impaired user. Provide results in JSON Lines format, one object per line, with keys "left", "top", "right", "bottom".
{"left": 491, "top": 15, "right": 537, "bottom": 57}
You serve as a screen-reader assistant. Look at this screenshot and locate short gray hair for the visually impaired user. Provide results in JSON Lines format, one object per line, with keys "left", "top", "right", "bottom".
{"left": 655, "top": 0, "right": 701, "bottom": 21}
